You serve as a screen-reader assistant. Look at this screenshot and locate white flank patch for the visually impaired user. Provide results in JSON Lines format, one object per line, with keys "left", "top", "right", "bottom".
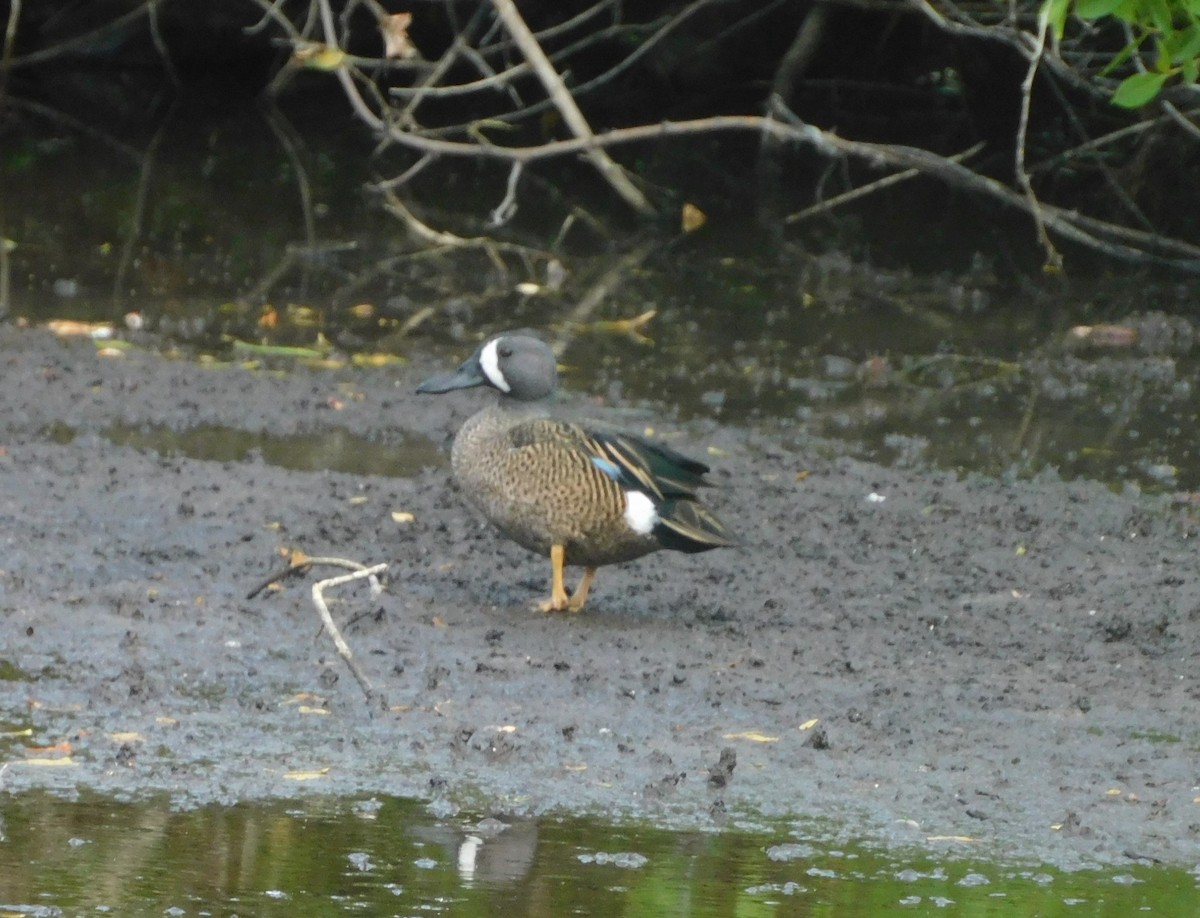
{"left": 623, "top": 490, "right": 658, "bottom": 535}
{"left": 478, "top": 338, "right": 511, "bottom": 392}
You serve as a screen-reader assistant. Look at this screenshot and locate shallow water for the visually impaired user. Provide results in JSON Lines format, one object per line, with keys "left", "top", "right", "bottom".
{"left": 0, "top": 791, "right": 1194, "bottom": 916}
{"left": 101, "top": 421, "right": 442, "bottom": 477}
{"left": 4, "top": 97, "right": 1200, "bottom": 492}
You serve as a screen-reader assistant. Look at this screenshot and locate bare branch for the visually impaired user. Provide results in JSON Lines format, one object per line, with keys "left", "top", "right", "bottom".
{"left": 1162, "top": 101, "right": 1200, "bottom": 142}
{"left": 113, "top": 109, "right": 175, "bottom": 314}
{"left": 246, "top": 0, "right": 1200, "bottom": 273}
{"left": 1014, "top": 7, "right": 1062, "bottom": 271}
{"left": 311, "top": 562, "right": 390, "bottom": 712}
{"left": 785, "top": 143, "right": 985, "bottom": 224}
{"left": 487, "top": 0, "right": 654, "bottom": 216}
{"left": 1, "top": 0, "right": 20, "bottom": 98}
{"left": 3, "top": 2, "right": 152, "bottom": 70}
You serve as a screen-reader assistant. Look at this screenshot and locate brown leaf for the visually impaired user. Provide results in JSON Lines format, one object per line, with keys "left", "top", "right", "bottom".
{"left": 25, "top": 740, "right": 72, "bottom": 757}
{"left": 282, "top": 547, "right": 312, "bottom": 568}
{"left": 1066, "top": 324, "right": 1138, "bottom": 348}
{"left": 380, "top": 13, "right": 418, "bottom": 60}
{"left": 590, "top": 309, "right": 657, "bottom": 344}
{"left": 681, "top": 202, "right": 707, "bottom": 233}
{"left": 45, "top": 320, "right": 113, "bottom": 339}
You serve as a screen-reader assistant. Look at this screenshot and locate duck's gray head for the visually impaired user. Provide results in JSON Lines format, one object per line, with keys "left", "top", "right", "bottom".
{"left": 417, "top": 334, "right": 558, "bottom": 402}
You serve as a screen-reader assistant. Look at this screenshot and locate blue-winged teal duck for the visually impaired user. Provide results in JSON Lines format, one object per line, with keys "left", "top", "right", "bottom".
{"left": 417, "top": 333, "right": 733, "bottom": 612}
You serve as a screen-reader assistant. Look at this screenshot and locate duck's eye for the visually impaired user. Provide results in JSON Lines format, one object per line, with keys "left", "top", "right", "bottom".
{"left": 498, "top": 344, "right": 513, "bottom": 358}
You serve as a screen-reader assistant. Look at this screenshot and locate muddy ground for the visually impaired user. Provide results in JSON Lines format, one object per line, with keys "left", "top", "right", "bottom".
{"left": 1, "top": 325, "right": 1197, "bottom": 871}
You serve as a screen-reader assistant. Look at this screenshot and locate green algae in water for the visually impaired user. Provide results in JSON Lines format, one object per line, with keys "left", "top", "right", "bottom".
{"left": 0, "top": 791, "right": 1194, "bottom": 916}
{"left": 0, "top": 659, "right": 33, "bottom": 681}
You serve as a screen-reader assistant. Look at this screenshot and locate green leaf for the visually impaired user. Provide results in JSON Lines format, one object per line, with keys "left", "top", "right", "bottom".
{"left": 1146, "top": 0, "right": 1174, "bottom": 33}
{"left": 1044, "top": 0, "right": 1072, "bottom": 39}
{"left": 1168, "top": 24, "right": 1200, "bottom": 63}
{"left": 1074, "top": 0, "right": 1126, "bottom": 19}
{"left": 230, "top": 340, "right": 328, "bottom": 359}
{"left": 1112, "top": 71, "right": 1169, "bottom": 107}
{"left": 1110, "top": 0, "right": 1143, "bottom": 22}
{"left": 1099, "top": 39, "right": 1140, "bottom": 77}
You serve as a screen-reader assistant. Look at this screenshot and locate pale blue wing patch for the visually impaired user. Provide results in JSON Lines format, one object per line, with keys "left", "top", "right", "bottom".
{"left": 590, "top": 455, "right": 623, "bottom": 481}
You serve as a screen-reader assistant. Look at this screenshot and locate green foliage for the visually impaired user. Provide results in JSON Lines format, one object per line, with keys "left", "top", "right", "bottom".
{"left": 1046, "top": 0, "right": 1200, "bottom": 106}
{"left": 1111, "top": 69, "right": 1170, "bottom": 104}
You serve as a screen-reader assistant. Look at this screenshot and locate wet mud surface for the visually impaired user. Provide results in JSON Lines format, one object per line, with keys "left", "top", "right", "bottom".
{"left": 1, "top": 326, "right": 1198, "bottom": 870}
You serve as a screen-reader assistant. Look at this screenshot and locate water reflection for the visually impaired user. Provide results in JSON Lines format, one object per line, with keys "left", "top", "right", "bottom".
{"left": 99, "top": 421, "right": 443, "bottom": 477}
{"left": 6, "top": 97, "right": 1200, "bottom": 492}
{"left": 0, "top": 792, "right": 1192, "bottom": 916}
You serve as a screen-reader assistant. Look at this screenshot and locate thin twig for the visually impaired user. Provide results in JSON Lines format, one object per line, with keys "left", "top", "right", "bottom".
{"left": 1032, "top": 69, "right": 1153, "bottom": 232}
{"left": 113, "top": 105, "right": 177, "bottom": 315}
{"left": 0, "top": 0, "right": 20, "bottom": 99}
{"left": 374, "top": 153, "right": 435, "bottom": 190}
{"left": 239, "top": 239, "right": 360, "bottom": 306}
{"left": 247, "top": 555, "right": 389, "bottom": 711}
{"left": 421, "top": 7, "right": 705, "bottom": 134}
{"left": 398, "top": 4, "right": 496, "bottom": 124}
{"left": 1014, "top": 7, "right": 1061, "bottom": 271}
{"left": 490, "top": 162, "right": 523, "bottom": 227}
{"left": 146, "top": 0, "right": 180, "bottom": 89}
{"left": 378, "top": 186, "right": 555, "bottom": 265}
{"left": 785, "top": 142, "right": 984, "bottom": 224}
{"left": 312, "top": 562, "right": 389, "bottom": 712}
{"left": 246, "top": 558, "right": 313, "bottom": 600}
{"left": 488, "top": 0, "right": 654, "bottom": 215}
{"left": 262, "top": 102, "right": 319, "bottom": 294}
{"left": 1161, "top": 101, "right": 1200, "bottom": 142}
{"left": 552, "top": 240, "right": 656, "bottom": 357}
{"left": 3, "top": 97, "right": 143, "bottom": 162}
{"left": 3, "top": 2, "right": 151, "bottom": 69}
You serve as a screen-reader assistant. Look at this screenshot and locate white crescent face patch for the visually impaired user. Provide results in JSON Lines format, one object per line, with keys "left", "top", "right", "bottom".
{"left": 479, "top": 338, "right": 511, "bottom": 393}
{"left": 623, "top": 490, "right": 658, "bottom": 535}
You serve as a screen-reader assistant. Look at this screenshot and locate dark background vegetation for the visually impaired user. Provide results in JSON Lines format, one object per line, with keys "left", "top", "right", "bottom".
{"left": 3, "top": 0, "right": 1199, "bottom": 274}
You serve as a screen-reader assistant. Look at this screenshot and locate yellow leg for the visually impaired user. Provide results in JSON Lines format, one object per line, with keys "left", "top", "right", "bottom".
{"left": 566, "top": 567, "right": 598, "bottom": 612}
{"left": 538, "top": 544, "right": 570, "bottom": 612}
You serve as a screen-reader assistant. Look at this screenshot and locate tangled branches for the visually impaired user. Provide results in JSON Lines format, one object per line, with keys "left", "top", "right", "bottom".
{"left": 6, "top": 0, "right": 1199, "bottom": 272}
{"left": 242, "top": 0, "right": 1200, "bottom": 272}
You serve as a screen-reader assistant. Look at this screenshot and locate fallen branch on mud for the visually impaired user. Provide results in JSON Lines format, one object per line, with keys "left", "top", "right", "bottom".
{"left": 311, "top": 561, "right": 389, "bottom": 712}
{"left": 248, "top": 555, "right": 390, "bottom": 714}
